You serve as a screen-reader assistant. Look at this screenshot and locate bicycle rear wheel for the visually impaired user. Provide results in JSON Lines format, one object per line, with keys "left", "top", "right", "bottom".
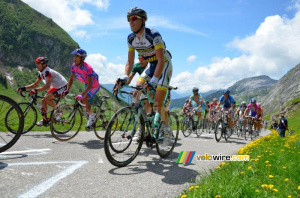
{"left": 1, "top": 95, "right": 24, "bottom": 153}
{"left": 215, "top": 120, "right": 223, "bottom": 142}
{"left": 50, "top": 104, "right": 82, "bottom": 141}
{"left": 94, "top": 108, "right": 116, "bottom": 140}
{"left": 104, "top": 106, "right": 144, "bottom": 167}
{"left": 156, "top": 112, "right": 179, "bottom": 158}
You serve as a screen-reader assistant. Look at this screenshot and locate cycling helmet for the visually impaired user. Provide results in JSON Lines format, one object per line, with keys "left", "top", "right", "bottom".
{"left": 192, "top": 87, "right": 199, "bottom": 92}
{"left": 250, "top": 98, "right": 256, "bottom": 103}
{"left": 71, "top": 49, "right": 87, "bottom": 57}
{"left": 127, "top": 7, "right": 147, "bottom": 21}
{"left": 205, "top": 100, "right": 209, "bottom": 104}
{"left": 213, "top": 98, "right": 218, "bottom": 102}
{"left": 185, "top": 99, "right": 189, "bottom": 103}
{"left": 241, "top": 101, "right": 246, "bottom": 105}
{"left": 35, "top": 57, "right": 48, "bottom": 64}
{"left": 222, "top": 89, "right": 230, "bottom": 94}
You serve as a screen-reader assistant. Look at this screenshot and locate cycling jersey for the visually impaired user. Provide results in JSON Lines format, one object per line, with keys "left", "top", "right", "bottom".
{"left": 71, "top": 62, "right": 100, "bottom": 88}
{"left": 38, "top": 67, "right": 67, "bottom": 89}
{"left": 128, "top": 27, "right": 172, "bottom": 90}
{"left": 131, "top": 62, "right": 147, "bottom": 75}
{"left": 219, "top": 95, "right": 235, "bottom": 109}
{"left": 246, "top": 103, "right": 260, "bottom": 117}
{"left": 189, "top": 93, "right": 205, "bottom": 113}
{"left": 238, "top": 105, "right": 247, "bottom": 114}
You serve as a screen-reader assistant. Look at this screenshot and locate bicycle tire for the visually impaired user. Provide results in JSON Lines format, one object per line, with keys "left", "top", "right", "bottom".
{"left": 5, "top": 103, "right": 37, "bottom": 134}
{"left": 156, "top": 112, "right": 179, "bottom": 158}
{"left": 1, "top": 95, "right": 24, "bottom": 153}
{"left": 196, "top": 122, "right": 203, "bottom": 137}
{"left": 215, "top": 120, "right": 222, "bottom": 142}
{"left": 94, "top": 108, "right": 116, "bottom": 140}
{"left": 104, "top": 106, "right": 144, "bottom": 167}
{"left": 50, "top": 104, "right": 82, "bottom": 141}
{"left": 181, "top": 117, "right": 193, "bottom": 137}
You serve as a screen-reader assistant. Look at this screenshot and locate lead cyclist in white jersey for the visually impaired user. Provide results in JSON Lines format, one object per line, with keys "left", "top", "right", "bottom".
{"left": 118, "top": 7, "right": 173, "bottom": 144}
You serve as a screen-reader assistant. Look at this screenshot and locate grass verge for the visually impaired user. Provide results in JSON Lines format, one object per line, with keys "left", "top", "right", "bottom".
{"left": 179, "top": 117, "right": 300, "bottom": 197}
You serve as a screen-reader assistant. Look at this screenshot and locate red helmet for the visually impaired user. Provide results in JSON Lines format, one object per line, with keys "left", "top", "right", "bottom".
{"left": 35, "top": 57, "right": 48, "bottom": 64}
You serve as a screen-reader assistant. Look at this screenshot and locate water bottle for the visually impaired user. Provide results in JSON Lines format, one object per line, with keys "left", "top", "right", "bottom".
{"left": 154, "top": 113, "right": 160, "bottom": 127}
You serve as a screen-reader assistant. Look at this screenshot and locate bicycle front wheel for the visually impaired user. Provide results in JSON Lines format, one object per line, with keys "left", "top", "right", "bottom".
{"left": 6, "top": 103, "right": 37, "bottom": 134}
{"left": 104, "top": 106, "right": 144, "bottom": 167}
{"left": 1, "top": 95, "right": 24, "bottom": 153}
{"left": 94, "top": 108, "right": 116, "bottom": 140}
{"left": 156, "top": 112, "right": 179, "bottom": 158}
{"left": 181, "top": 117, "right": 193, "bottom": 137}
{"left": 215, "top": 120, "right": 223, "bottom": 142}
{"left": 50, "top": 104, "right": 82, "bottom": 141}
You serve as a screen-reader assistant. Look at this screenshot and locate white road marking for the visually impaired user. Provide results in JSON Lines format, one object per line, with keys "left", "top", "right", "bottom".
{"left": 3, "top": 161, "right": 89, "bottom": 198}
{"left": 1, "top": 148, "right": 51, "bottom": 155}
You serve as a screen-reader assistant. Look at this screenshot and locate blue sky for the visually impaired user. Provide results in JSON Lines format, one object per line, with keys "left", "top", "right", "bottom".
{"left": 22, "top": 0, "right": 300, "bottom": 94}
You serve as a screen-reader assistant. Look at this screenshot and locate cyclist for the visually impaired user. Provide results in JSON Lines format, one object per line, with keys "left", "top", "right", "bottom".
{"left": 204, "top": 100, "right": 210, "bottom": 123}
{"left": 17, "top": 57, "right": 67, "bottom": 126}
{"left": 64, "top": 49, "right": 100, "bottom": 128}
{"left": 187, "top": 87, "right": 205, "bottom": 124}
{"left": 181, "top": 99, "right": 193, "bottom": 115}
{"left": 244, "top": 98, "right": 261, "bottom": 135}
{"left": 216, "top": 89, "right": 235, "bottom": 136}
{"left": 209, "top": 98, "right": 219, "bottom": 128}
{"left": 117, "top": 7, "right": 173, "bottom": 145}
{"left": 235, "top": 101, "right": 247, "bottom": 133}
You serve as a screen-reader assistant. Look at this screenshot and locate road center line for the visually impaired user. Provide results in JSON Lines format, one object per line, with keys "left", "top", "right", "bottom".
{"left": 1, "top": 148, "right": 52, "bottom": 154}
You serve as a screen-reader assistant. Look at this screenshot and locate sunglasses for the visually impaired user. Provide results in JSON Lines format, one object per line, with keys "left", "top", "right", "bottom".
{"left": 128, "top": 15, "right": 142, "bottom": 22}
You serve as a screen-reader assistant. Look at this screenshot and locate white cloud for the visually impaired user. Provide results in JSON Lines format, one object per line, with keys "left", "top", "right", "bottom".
{"left": 172, "top": 2, "right": 300, "bottom": 94}
{"left": 86, "top": 53, "right": 124, "bottom": 84}
{"left": 21, "top": 0, "right": 109, "bottom": 31}
{"left": 187, "top": 55, "right": 197, "bottom": 63}
{"left": 73, "top": 30, "right": 88, "bottom": 38}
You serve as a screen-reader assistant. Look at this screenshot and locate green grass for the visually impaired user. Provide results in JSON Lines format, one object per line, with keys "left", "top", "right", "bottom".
{"left": 179, "top": 111, "right": 300, "bottom": 198}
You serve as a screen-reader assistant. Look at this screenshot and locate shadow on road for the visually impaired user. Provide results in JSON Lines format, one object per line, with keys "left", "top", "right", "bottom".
{"left": 107, "top": 150, "right": 199, "bottom": 185}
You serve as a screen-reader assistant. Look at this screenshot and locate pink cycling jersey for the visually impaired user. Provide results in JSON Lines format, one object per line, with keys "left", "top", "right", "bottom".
{"left": 246, "top": 103, "right": 260, "bottom": 114}
{"left": 71, "top": 62, "right": 99, "bottom": 88}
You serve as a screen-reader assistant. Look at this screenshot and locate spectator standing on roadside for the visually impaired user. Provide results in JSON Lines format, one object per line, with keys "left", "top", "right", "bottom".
{"left": 278, "top": 113, "right": 288, "bottom": 137}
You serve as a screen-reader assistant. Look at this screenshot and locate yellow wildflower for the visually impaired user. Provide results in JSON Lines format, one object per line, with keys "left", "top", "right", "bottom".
{"left": 273, "top": 189, "right": 278, "bottom": 192}
{"left": 285, "top": 178, "right": 289, "bottom": 182}
{"left": 216, "top": 166, "right": 220, "bottom": 169}
{"left": 283, "top": 166, "right": 287, "bottom": 169}
{"left": 222, "top": 162, "right": 226, "bottom": 165}
{"left": 266, "top": 164, "right": 272, "bottom": 167}
{"left": 195, "top": 186, "right": 199, "bottom": 189}
{"left": 240, "top": 172, "right": 245, "bottom": 175}
{"left": 181, "top": 195, "right": 187, "bottom": 198}
{"left": 255, "top": 189, "right": 260, "bottom": 193}
{"left": 298, "top": 186, "right": 300, "bottom": 190}
{"left": 265, "top": 161, "right": 269, "bottom": 163}
{"left": 255, "top": 158, "right": 259, "bottom": 162}
{"left": 268, "top": 184, "right": 274, "bottom": 190}
{"left": 215, "top": 195, "right": 221, "bottom": 198}
{"left": 189, "top": 186, "right": 194, "bottom": 191}
{"left": 248, "top": 166, "right": 252, "bottom": 170}
{"left": 288, "top": 195, "right": 292, "bottom": 198}
{"left": 269, "top": 175, "right": 274, "bottom": 178}
{"left": 261, "top": 184, "right": 268, "bottom": 189}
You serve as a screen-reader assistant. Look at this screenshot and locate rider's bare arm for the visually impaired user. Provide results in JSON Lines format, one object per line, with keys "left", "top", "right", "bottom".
{"left": 125, "top": 50, "right": 135, "bottom": 76}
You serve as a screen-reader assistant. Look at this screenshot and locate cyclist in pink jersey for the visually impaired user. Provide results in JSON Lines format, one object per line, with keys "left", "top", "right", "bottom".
{"left": 244, "top": 98, "right": 261, "bottom": 135}
{"left": 64, "top": 49, "right": 100, "bottom": 128}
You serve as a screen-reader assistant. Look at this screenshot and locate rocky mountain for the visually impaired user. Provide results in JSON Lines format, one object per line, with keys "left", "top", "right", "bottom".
{"left": 205, "top": 75, "right": 277, "bottom": 104}
{"left": 170, "top": 75, "right": 277, "bottom": 109}
{"left": 262, "top": 63, "right": 300, "bottom": 115}
{"left": 0, "top": 0, "right": 78, "bottom": 74}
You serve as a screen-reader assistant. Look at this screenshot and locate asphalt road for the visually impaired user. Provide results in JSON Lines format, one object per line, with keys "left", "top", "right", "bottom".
{"left": 0, "top": 129, "right": 271, "bottom": 198}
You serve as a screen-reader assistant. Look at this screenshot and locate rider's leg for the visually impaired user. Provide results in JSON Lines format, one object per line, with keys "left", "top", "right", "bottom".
{"left": 42, "top": 93, "right": 56, "bottom": 112}
{"left": 154, "top": 89, "right": 168, "bottom": 125}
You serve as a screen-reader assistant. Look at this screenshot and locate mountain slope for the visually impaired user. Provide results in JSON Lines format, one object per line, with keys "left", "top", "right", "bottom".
{"left": 262, "top": 63, "right": 300, "bottom": 115}
{"left": 0, "top": 0, "right": 78, "bottom": 74}
{"left": 205, "top": 75, "right": 277, "bottom": 103}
